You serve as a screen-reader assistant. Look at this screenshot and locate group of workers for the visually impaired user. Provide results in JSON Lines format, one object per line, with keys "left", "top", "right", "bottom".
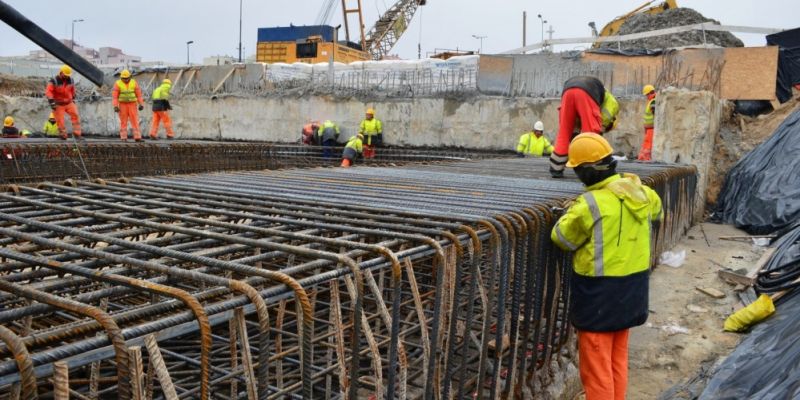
{"left": 2, "top": 65, "right": 175, "bottom": 141}
{"left": 301, "top": 107, "right": 383, "bottom": 167}
{"left": 517, "top": 77, "right": 657, "bottom": 165}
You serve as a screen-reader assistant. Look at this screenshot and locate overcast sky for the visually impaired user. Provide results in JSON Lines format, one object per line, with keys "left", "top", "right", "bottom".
{"left": 0, "top": 0, "right": 795, "bottom": 63}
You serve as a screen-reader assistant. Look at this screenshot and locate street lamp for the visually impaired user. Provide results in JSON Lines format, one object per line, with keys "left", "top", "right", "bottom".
{"left": 537, "top": 14, "right": 547, "bottom": 50}
{"left": 238, "top": 0, "right": 243, "bottom": 62}
{"left": 186, "top": 40, "right": 194, "bottom": 65}
{"left": 471, "top": 34, "right": 487, "bottom": 54}
{"left": 71, "top": 19, "right": 84, "bottom": 50}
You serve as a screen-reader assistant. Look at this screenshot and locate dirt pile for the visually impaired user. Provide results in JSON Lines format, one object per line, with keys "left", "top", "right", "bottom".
{"left": 0, "top": 73, "right": 45, "bottom": 97}
{"left": 601, "top": 8, "right": 744, "bottom": 50}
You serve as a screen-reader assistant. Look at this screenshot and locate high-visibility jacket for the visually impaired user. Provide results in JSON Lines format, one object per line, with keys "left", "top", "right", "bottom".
{"left": 601, "top": 91, "right": 619, "bottom": 131}
{"left": 317, "top": 120, "right": 340, "bottom": 143}
{"left": 643, "top": 97, "right": 656, "bottom": 128}
{"left": 342, "top": 135, "right": 363, "bottom": 160}
{"left": 45, "top": 75, "right": 76, "bottom": 105}
{"left": 551, "top": 173, "right": 662, "bottom": 332}
{"left": 152, "top": 83, "right": 172, "bottom": 111}
{"left": 563, "top": 76, "right": 619, "bottom": 132}
{"left": 359, "top": 118, "right": 382, "bottom": 145}
{"left": 516, "top": 132, "right": 554, "bottom": 156}
{"left": 43, "top": 121, "right": 60, "bottom": 136}
{"left": 112, "top": 79, "right": 143, "bottom": 106}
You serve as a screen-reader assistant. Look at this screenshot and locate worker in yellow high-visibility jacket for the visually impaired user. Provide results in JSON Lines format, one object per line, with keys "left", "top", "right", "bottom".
{"left": 358, "top": 108, "right": 382, "bottom": 159}
{"left": 516, "top": 120, "right": 554, "bottom": 157}
{"left": 551, "top": 133, "right": 662, "bottom": 400}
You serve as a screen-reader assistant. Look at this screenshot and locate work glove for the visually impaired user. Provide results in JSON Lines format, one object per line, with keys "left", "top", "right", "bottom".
{"left": 138, "top": 104, "right": 144, "bottom": 111}
{"left": 113, "top": 106, "right": 120, "bottom": 113}
{"left": 48, "top": 99, "right": 56, "bottom": 110}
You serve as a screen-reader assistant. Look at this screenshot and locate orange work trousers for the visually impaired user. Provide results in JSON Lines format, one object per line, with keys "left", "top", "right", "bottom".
{"left": 118, "top": 102, "right": 141, "bottom": 140}
{"left": 637, "top": 127, "right": 654, "bottom": 161}
{"left": 149, "top": 111, "right": 175, "bottom": 139}
{"left": 363, "top": 144, "right": 376, "bottom": 159}
{"left": 340, "top": 158, "right": 353, "bottom": 168}
{"left": 54, "top": 102, "right": 81, "bottom": 138}
{"left": 577, "top": 329, "right": 629, "bottom": 400}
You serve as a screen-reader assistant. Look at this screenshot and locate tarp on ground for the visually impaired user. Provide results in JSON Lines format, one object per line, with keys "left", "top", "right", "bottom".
{"left": 712, "top": 108, "right": 800, "bottom": 234}
{"left": 767, "top": 27, "right": 800, "bottom": 103}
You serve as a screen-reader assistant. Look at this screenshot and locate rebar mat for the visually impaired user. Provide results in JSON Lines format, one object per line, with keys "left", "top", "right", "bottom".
{"left": 0, "top": 157, "right": 696, "bottom": 399}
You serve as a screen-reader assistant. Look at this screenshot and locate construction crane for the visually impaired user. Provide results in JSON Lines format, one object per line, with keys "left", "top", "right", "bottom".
{"left": 341, "top": 0, "right": 426, "bottom": 60}
{"left": 591, "top": 0, "right": 678, "bottom": 47}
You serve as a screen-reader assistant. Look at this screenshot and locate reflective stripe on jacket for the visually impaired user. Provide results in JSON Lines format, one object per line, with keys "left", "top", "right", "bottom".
{"left": 643, "top": 98, "right": 656, "bottom": 128}
{"left": 516, "top": 132, "right": 553, "bottom": 156}
{"left": 359, "top": 118, "right": 382, "bottom": 145}
{"left": 112, "top": 79, "right": 142, "bottom": 105}
{"left": 551, "top": 173, "right": 663, "bottom": 331}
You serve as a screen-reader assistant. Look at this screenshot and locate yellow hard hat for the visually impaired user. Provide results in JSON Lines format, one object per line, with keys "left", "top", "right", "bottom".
{"left": 60, "top": 65, "right": 72, "bottom": 77}
{"left": 566, "top": 133, "right": 613, "bottom": 168}
{"left": 642, "top": 84, "right": 655, "bottom": 95}
{"left": 120, "top": 69, "right": 131, "bottom": 79}
{"left": 366, "top": 108, "right": 375, "bottom": 115}
{"left": 49, "top": 112, "right": 55, "bottom": 119}
{"left": 357, "top": 133, "right": 364, "bottom": 139}
{"left": 163, "top": 78, "right": 172, "bottom": 85}
{"left": 3, "top": 116, "right": 13, "bottom": 127}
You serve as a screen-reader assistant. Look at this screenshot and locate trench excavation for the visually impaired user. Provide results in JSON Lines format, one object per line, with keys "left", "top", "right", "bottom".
{"left": 0, "top": 157, "right": 695, "bottom": 399}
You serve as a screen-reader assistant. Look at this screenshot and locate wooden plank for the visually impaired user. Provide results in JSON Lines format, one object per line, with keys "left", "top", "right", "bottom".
{"left": 721, "top": 46, "right": 778, "bottom": 100}
{"left": 212, "top": 67, "right": 237, "bottom": 94}
{"left": 143, "top": 335, "right": 179, "bottom": 400}
{"left": 128, "top": 346, "right": 145, "bottom": 400}
{"left": 718, "top": 269, "right": 755, "bottom": 286}
{"left": 748, "top": 248, "right": 777, "bottom": 278}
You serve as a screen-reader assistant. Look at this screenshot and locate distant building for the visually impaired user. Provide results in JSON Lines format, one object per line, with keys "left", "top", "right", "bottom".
{"left": 203, "top": 55, "right": 236, "bottom": 66}
{"left": 26, "top": 39, "right": 142, "bottom": 68}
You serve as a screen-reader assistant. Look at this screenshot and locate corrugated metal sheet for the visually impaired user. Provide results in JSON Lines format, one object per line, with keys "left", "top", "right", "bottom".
{"left": 257, "top": 25, "right": 335, "bottom": 43}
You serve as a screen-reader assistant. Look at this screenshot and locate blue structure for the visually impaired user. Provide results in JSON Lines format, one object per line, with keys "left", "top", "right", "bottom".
{"left": 257, "top": 25, "right": 336, "bottom": 43}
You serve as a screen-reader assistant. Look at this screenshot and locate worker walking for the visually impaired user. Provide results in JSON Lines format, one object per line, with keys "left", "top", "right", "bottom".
{"left": 638, "top": 85, "right": 657, "bottom": 161}
{"left": 45, "top": 65, "right": 82, "bottom": 140}
{"left": 112, "top": 69, "right": 145, "bottom": 142}
{"left": 341, "top": 133, "right": 363, "bottom": 167}
{"left": 43, "top": 113, "right": 60, "bottom": 137}
{"left": 359, "top": 108, "right": 382, "bottom": 159}
{"left": 149, "top": 79, "right": 175, "bottom": 140}
{"left": 550, "top": 76, "right": 619, "bottom": 178}
{"left": 2, "top": 116, "right": 21, "bottom": 138}
{"left": 551, "top": 133, "right": 662, "bottom": 400}
{"left": 517, "top": 120, "right": 554, "bottom": 157}
{"left": 317, "top": 119, "right": 340, "bottom": 159}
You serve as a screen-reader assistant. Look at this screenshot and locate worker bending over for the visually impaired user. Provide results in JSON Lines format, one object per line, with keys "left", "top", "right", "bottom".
{"left": 149, "top": 79, "right": 175, "bottom": 140}
{"left": 359, "top": 108, "right": 382, "bottom": 159}
{"left": 2, "top": 116, "right": 20, "bottom": 138}
{"left": 302, "top": 121, "right": 319, "bottom": 145}
{"left": 551, "top": 133, "right": 662, "bottom": 400}
{"left": 43, "top": 113, "right": 60, "bottom": 137}
{"left": 317, "top": 120, "right": 340, "bottom": 159}
{"left": 638, "top": 84, "right": 656, "bottom": 161}
{"left": 112, "top": 69, "right": 145, "bottom": 142}
{"left": 341, "top": 133, "right": 363, "bottom": 167}
{"left": 517, "top": 120, "right": 553, "bottom": 157}
{"left": 550, "top": 76, "right": 618, "bottom": 178}
{"left": 45, "top": 65, "right": 82, "bottom": 140}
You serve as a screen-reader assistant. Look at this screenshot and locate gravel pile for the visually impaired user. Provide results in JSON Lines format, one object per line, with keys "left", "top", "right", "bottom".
{"left": 600, "top": 8, "right": 744, "bottom": 50}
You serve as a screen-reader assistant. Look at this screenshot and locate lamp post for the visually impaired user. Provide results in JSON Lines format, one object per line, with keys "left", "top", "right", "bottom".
{"left": 238, "top": 0, "right": 243, "bottom": 62}
{"left": 471, "top": 34, "right": 487, "bottom": 54}
{"left": 186, "top": 40, "right": 194, "bottom": 65}
{"left": 71, "top": 19, "right": 84, "bottom": 50}
{"left": 537, "top": 14, "right": 547, "bottom": 51}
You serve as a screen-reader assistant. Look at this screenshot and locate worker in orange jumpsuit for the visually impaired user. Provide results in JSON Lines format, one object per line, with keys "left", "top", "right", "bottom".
{"left": 112, "top": 69, "right": 145, "bottom": 142}
{"left": 45, "top": 65, "right": 82, "bottom": 140}
{"left": 637, "top": 85, "right": 656, "bottom": 161}
{"left": 549, "top": 76, "right": 618, "bottom": 178}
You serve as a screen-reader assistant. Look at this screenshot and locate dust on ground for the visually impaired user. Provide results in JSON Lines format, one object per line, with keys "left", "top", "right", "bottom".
{"left": 626, "top": 222, "right": 765, "bottom": 399}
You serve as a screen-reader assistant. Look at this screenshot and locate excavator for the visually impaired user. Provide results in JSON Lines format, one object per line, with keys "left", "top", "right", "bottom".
{"left": 331, "top": 0, "right": 426, "bottom": 60}
{"left": 591, "top": 0, "right": 678, "bottom": 48}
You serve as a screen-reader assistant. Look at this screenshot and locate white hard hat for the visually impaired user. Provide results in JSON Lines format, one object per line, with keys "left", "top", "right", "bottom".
{"left": 534, "top": 121, "right": 544, "bottom": 131}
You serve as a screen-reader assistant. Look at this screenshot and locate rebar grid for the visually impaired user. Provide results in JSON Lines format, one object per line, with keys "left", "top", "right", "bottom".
{"left": 0, "top": 157, "right": 695, "bottom": 399}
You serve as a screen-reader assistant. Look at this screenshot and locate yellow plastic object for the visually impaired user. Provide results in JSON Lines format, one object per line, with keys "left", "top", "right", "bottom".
{"left": 724, "top": 294, "right": 776, "bottom": 332}
{"left": 566, "top": 133, "right": 614, "bottom": 168}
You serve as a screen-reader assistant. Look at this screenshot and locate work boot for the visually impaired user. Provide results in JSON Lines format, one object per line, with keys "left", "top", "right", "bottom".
{"left": 550, "top": 170, "right": 564, "bottom": 178}
{"left": 60, "top": 135, "right": 67, "bottom": 140}
{"left": 135, "top": 138, "right": 144, "bottom": 143}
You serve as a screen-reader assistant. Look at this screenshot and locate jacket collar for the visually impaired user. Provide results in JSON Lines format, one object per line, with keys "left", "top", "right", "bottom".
{"left": 586, "top": 173, "right": 621, "bottom": 191}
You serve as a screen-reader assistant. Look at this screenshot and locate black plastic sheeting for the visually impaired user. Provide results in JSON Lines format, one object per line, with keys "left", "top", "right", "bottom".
{"left": 767, "top": 28, "right": 800, "bottom": 103}
{"left": 699, "top": 289, "right": 800, "bottom": 399}
{"left": 712, "top": 108, "right": 800, "bottom": 235}
{"left": 755, "top": 220, "right": 800, "bottom": 295}
{"left": 733, "top": 100, "right": 774, "bottom": 117}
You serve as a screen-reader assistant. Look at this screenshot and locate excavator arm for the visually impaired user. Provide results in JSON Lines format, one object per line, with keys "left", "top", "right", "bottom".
{"left": 364, "top": 0, "right": 426, "bottom": 60}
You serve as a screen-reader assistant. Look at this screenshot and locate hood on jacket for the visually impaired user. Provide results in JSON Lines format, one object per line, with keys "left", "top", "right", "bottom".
{"left": 605, "top": 173, "right": 652, "bottom": 221}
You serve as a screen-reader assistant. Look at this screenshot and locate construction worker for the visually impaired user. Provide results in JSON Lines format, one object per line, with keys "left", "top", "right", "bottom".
{"left": 317, "top": 120, "right": 340, "bottom": 159}
{"left": 149, "top": 79, "right": 175, "bottom": 140}
{"left": 359, "top": 108, "right": 382, "bottom": 159}
{"left": 302, "top": 121, "right": 319, "bottom": 145}
{"left": 551, "top": 133, "right": 662, "bottom": 400}
{"left": 341, "top": 133, "right": 363, "bottom": 167}
{"left": 2, "top": 116, "right": 21, "bottom": 138}
{"left": 45, "top": 65, "right": 82, "bottom": 140}
{"left": 638, "top": 85, "right": 656, "bottom": 161}
{"left": 516, "top": 120, "right": 554, "bottom": 157}
{"left": 43, "top": 112, "right": 60, "bottom": 137}
{"left": 550, "top": 76, "right": 619, "bottom": 178}
{"left": 112, "top": 69, "right": 145, "bottom": 142}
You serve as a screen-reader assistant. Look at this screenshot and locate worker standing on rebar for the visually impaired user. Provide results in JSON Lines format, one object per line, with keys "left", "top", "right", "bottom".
{"left": 550, "top": 76, "right": 618, "bottom": 178}
{"left": 341, "top": 133, "right": 363, "bottom": 167}
{"left": 42, "top": 112, "right": 60, "bottom": 137}
{"left": 112, "top": 69, "right": 145, "bottom": 142}
{"left": 302, "top": 121, "right": 319, "bottom": 145}
{"left": 359, "top": 108, "right": 382, "bottom": 159}
{"left": 517, "top": 120, "right": 554, "bottom": 157}
{"left": 149, "top": 79, "right": 175, "bottom": 140}
{"left": 638, "top": 85, "right": 657, "bottom": 161}
{"left": 45, "top": 65, "right": 82, "bottom": 140}
{"left": 551, "top": 133, "right": 662, "bottom": 400}
{"left": 317, "top": 119, "right": 340, "bottom": 159}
